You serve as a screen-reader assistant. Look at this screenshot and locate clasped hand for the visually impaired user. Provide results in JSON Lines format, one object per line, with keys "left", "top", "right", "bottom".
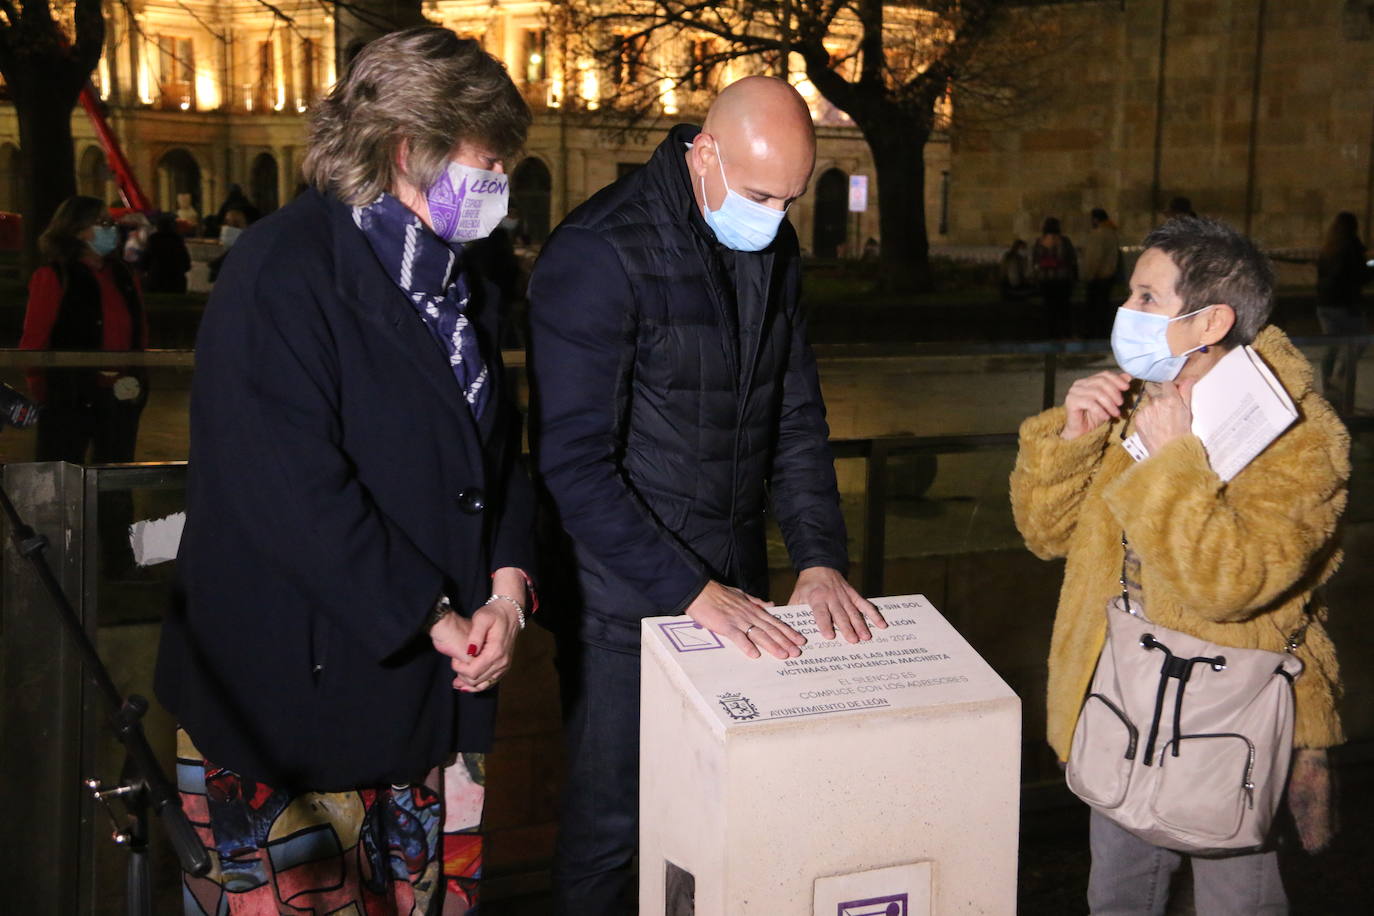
{"left": 429, "top": 595, "right": 523, "bottom": 693}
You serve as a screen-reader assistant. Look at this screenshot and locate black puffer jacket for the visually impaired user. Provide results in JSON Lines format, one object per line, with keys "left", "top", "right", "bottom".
{"left": 528, "top": 124, "right": 848, "bottom": 651}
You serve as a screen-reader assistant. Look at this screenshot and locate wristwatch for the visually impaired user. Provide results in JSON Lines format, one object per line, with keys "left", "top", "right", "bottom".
{"left": 426, "top": 595, "right": 452, "bottom": 631}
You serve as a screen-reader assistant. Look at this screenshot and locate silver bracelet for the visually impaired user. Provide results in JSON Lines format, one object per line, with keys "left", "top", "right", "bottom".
{"left": 488, "top": 593, "right": 526, "bottom": 630}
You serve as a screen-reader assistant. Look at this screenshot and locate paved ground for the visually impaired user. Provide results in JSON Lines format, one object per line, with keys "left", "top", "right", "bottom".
{"left": 1, "top": 333, "right": 1365, "bottom": 468}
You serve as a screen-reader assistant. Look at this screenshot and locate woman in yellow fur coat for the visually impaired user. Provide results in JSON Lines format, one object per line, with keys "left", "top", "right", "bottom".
{"left": 1011, "top": 217, "right": 1347, "bottom": 915}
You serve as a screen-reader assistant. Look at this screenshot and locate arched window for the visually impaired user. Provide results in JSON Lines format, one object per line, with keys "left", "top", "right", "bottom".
{"left": 813, "top": 167, "right": 849, "bottom": 259}
{"left": 78, "top": 146, "right": 108, "bottom": 201}
{"left": 156, "top": 148, "right": 203, "bottom": 219}
{"left": 251, "top": 152, "right": 280, "bottom": 215}
{"left": 0, "top": 143, "right": 20, "bottom": 213}
{"left": 510, "top": 157, "right": 553, "bottom": 244}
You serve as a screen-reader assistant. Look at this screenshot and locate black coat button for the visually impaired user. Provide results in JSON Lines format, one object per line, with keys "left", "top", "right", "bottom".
{"left": 457, "top": 488, "right": 486, "bottom": 515}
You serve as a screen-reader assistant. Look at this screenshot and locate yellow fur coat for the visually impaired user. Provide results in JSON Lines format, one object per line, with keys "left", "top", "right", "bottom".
{"left": 1010, "top": 326, "right": 1349, "bottom": 761}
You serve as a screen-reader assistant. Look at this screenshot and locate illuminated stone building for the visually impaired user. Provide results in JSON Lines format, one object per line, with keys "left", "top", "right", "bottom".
{"left": 0, "top": 1, "right": 911, "bottom": 257}
{"left": 8, "top": 2, "right": 1361, "bottom": 257}
{"left": 0, "top": 2, "right": 338, "bottom": 222}
{"left": 949, "top": 0, "right": 1374, "bottom": 252}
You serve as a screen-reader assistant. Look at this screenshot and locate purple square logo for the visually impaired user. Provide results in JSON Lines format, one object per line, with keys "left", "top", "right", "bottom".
{"left": 838, "top": 894, "right": 908, "bottom": 916}
{"left": 658, "top": 620, "right": 723, "bottom": 652}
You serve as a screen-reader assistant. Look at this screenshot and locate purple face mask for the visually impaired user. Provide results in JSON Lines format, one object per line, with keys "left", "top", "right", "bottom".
{"left": 425, "top": 160, "right": 509, "bottom": 244}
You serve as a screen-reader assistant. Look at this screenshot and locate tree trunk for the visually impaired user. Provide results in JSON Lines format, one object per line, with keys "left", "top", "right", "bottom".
{"left": 14, "top": 80, "right": 82, "bottom": 276}
{"left": 859, "top": 118, "right": 933, "bottom": 294}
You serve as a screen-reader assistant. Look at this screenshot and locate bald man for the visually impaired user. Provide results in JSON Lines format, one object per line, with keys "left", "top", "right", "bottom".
{"left": 527, "top": 77, "right": 882, "bottom": 913}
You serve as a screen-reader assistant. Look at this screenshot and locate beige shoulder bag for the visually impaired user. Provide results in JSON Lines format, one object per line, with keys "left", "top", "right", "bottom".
{"left": 1065, "top": 532, "right": 1306, "bottom": 855}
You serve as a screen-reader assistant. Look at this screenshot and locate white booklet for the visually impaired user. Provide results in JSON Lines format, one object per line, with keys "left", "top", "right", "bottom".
{"left": 1121, "top": 345, "right": 1297, "bottom": 481}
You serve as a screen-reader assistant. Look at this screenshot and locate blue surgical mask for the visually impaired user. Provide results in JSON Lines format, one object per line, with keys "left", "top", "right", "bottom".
{"left": 1110, "top": 305, "right": 1214, "bottom": 381}
{"left": 89, "top": 225, "right": 119, "bottom": 257}
{"left": 700, "top": 144, "right": 786, "bottom": 252}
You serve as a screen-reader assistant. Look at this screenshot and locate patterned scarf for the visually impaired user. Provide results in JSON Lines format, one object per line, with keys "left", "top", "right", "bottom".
{"left": 353, "top": 193, "right": 489, "bottom": 418}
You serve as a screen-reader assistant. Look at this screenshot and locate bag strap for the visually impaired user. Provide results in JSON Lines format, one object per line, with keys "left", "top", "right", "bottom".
{"left": 1285, "top": 596, "right": 1314, "bottom": 654}
{"left": 1119, "top": 530, "right": 1132, "bottom": 613}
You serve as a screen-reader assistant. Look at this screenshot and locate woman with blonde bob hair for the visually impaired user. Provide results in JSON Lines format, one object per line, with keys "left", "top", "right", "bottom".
{"left": 157, "top": 28, "right": 536, "bottom": 914}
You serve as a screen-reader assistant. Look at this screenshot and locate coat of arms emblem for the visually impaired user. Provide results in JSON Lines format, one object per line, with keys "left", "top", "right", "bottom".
{"left": 717, "top": 692, "right": 759, "bottom": 721}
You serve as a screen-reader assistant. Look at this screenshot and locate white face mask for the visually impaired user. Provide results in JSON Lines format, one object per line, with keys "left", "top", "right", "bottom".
{"left": 219, "top": 225, "right": 243, "bottom": 248}
{"left": 700, "top": 143, "right": 786, "bottom": 252}
{"left": 1110, "top": 305, "right": 1215, "bottom": 381}
{"left": 425, "top": 160, "right": 509, "bottom": 244}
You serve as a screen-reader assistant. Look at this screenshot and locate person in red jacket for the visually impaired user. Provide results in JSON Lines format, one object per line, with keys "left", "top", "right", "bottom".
{"left": 19, "top": 194, "right": 149, "bottom": 464}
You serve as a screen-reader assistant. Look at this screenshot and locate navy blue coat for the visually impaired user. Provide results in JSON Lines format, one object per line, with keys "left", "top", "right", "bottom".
{"left": 527, "top": 125, "right": 848, "bottom": 652}
{"left": 156, "top": 190, "right": 535, "bottom": 791}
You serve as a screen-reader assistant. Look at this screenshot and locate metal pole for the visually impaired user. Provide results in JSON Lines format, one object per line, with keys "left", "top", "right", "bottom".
{"left": 1043, "top": 352, "right": 1058, "bottom": 411}
{"left": 1365, "top": 99, "right": 1374, "bottom": 242}
{"left": 1242, "top": 0, "right": 1268, "bottom": 236}
{"left": 862, "top": 440, "right": 889, "bottom": 595}
{"left": 1149, "top": 0, "right": 1172, "bottom": 216}
{"left": 1342, "top": 341, "right": 1359, "bottom": 417}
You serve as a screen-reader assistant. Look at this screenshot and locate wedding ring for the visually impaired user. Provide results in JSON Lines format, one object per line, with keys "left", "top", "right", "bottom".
{"left": 744, "top": 624, "right": 757, "bottom": 635}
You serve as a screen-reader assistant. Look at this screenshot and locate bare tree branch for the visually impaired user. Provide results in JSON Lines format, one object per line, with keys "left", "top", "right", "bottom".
{"left": 251, "top": 0, "right": 298, "bottom": 28}
{"left": 73, "top": 0, "right": 107, "bottom": 71}
{"left": 855, "top": 0, "right": 884, "bottom": 89}
{"left": 174, "top": 0, "right": 230, "bottom": 44}
{"left": 552, "top": 0, "right": 1071, "bottom": 291}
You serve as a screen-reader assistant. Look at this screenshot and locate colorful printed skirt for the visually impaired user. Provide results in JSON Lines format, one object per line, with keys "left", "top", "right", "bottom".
{"left": 177, "top": 730, "right": 485, "bottom": 915}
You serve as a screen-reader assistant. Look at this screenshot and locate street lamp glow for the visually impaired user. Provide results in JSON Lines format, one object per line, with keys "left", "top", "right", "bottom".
{"left": 578, "top": 59, "right": 599, "bottom": 110}
{"left": 137, "top": 55, "right": 153, "bottom": 105}
{"left": 195, "top": 71, "right": 219, "bottom": 110}
{"left": 274, "top": 41, "right": 287, "bottom": 111}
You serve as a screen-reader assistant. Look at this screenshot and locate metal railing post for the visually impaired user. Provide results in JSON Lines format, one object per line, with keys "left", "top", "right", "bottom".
{"left": 1042, "top": 351, "right": 1057, "bottom": 411}
{"left": 1342, "top": 341, "right": 1359, "bottom": 417}
{"left": 862, "top": 440, "right": 889, "bottom": 595}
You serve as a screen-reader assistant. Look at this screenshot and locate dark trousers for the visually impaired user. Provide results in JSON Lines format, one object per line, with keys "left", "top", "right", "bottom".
{"left": 1086, "top": 278, "right": 1117, "bottom": 337}
{"left": 553, "top": 636, "right": 642, "bottom": 916}
{"left": 1316, "top": 305, "right": 1367, "bottom": 406}
{"left": 35, "top": 389, "right": 141, "bottom": 465}
{"left": 1040, "top": 280, "right": 1073, "bottom": 339}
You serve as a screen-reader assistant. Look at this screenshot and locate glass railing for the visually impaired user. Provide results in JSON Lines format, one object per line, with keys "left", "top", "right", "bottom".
{"left": 2, "top": 335, "right": 1368, "bottom": 463}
